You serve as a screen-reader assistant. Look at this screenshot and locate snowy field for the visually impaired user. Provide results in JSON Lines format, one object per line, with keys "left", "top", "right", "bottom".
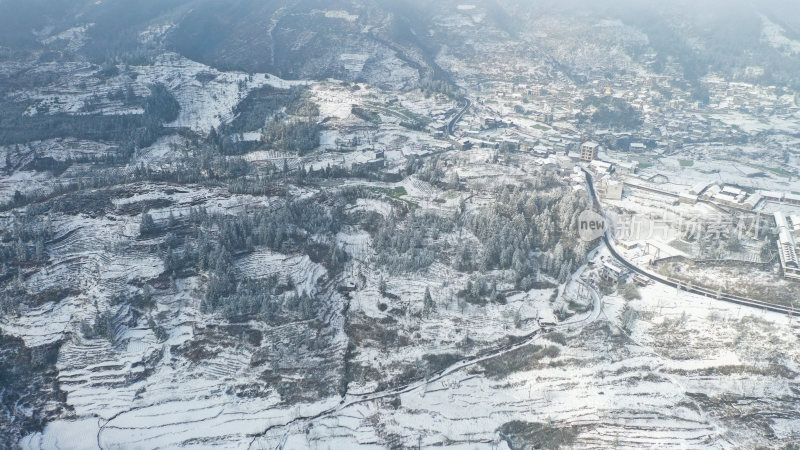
{"left": 17, "top": 244, "right": 800, "bottom": 448}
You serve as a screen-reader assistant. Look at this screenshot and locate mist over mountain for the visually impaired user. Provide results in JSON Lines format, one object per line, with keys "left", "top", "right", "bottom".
{"left": 3, "top": 0, "right": 800, "bottom": 88}
{"left": 2, "top": 0, "right": 800, "bottom": 448}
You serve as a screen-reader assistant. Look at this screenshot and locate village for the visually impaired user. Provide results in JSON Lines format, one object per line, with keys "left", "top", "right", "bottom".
{"left": 423, "top": 57, "right": 800, "bottom": 302}
{"left": 294, "top": 57, "right": 800, "bottom": 303}
{"left": 4, "top": 2, "right": 800, "bottom": 447}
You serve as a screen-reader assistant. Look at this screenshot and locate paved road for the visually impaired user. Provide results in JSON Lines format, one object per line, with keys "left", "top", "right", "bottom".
{"left": 250, "top": 277, "right": 604, "bottom": 446}
{"left": 337, "top": 278, "right": 600, "bottom": 406}
{"left": 448, "top": 98, "right": 471, "bottom": 136}
{"left": 581, "top": 168, "right": 795, "bottom": 316}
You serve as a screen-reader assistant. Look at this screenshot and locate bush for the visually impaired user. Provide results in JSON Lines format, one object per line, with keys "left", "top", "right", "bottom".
{"left": 620, "top": 304, "right": 639, "bottom": 334}
{"left": 351, "top": 106, "right": 381, "bottom": 125}
{"left": 143, "top": 83, "right": 180, "bottom": 123}
{"left": 262, "top": 118, "right": 320, "bottom": 155}
{"left": 498, "top": 421, "right": 580, "bottom": 449}
{"left": 546, "top": 332, "right": 567, "bottom": 346}
{"left": 479, "top": 344, "right": 560, "bottom": 379}
{"left": 620, "top": 283, "right": 641, "bottom": 300}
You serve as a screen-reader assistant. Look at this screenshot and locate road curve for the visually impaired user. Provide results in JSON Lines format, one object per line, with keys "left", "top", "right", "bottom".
{"left": 448, "top": 98, "right": 471, "bottom": 137}
{"left": 248, "top": 276, "right": 604, "bottom": 446}
{"left": 581, "top": 168, "right": 795, "bottom": 316}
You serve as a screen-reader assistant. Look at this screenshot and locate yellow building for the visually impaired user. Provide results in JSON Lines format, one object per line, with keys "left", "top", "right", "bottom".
{"left": 580, "top": 142, "right": 599, "bottom": 162}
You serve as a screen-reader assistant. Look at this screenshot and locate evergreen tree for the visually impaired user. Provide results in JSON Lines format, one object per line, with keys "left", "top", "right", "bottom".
{"left": 139, "top": 212, "right": 156, "bottom": 235}
{"left": 379, "top": 276, "right": 387, "bottom": 296}
{"left": 423, "top": 287, "right": 434, "bottom": 316}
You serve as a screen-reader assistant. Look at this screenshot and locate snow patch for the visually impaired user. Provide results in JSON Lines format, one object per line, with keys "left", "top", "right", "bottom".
{"left": 761, "top": 15, "right": 800, "bottom": 55}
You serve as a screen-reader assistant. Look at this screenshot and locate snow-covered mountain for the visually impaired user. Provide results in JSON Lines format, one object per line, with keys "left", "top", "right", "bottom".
{"left": 2, "top": 1, "right": 800, "bottom": 448}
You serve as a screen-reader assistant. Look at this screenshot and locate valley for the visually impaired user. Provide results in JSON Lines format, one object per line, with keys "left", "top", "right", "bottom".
{"left": 1, "top": 1, "right": 800, "bottom": 448}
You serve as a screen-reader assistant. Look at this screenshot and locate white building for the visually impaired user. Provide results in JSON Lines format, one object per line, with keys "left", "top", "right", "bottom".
{"left": 703, "top": 184, "right": 760, "bottom": 210}
{"left": 679, "top": 192, "right": 698, "bottom": 205}
{"left": 760, "top": 190, "right": 800, "bottom": 206}
{"left": 604, "top": 180, "right": 623, "bottom": 200}
{"left": 589, "top": 160, "right": 613, "bottom": 174}
{"left": 775, "top": 212, "right": 800, "bottom": 281}
{"left": 629, "top": 142, "right": 646, "bottom": 152}
{"left": 601, "top": 261, "right": 627, "bottom": 283}
{"left": 617, "top": 161, "right": 638, "bottom": 174}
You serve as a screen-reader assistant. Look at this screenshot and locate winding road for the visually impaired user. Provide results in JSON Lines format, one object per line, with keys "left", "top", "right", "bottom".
{"left": 247, "top": 111, "right": 790, "bottom": 448}
{"left": 582, "top": 168, "right": 795, "bottom": 315}
{"left": 447, "top": 98, "right": 471, "bottom": 137}
{"left": 248, "top": 279, "right": 604, "bottom": 447}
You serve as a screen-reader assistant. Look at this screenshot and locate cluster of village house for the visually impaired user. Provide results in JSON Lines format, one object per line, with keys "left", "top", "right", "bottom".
{"left": 441, "top": 118, "right": 800, "bottom": 281}
{"left": 426, "top": 66, "right": 800, "bottom": 281}
{"left": 524, "top": 137, "right": 800, "bottom": 282}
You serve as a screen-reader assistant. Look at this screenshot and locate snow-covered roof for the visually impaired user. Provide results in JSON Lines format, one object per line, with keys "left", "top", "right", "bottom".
{"left": 721, "top": 185, "right": 744, "bottom": 196}
{"left": 690, "top": 182, "right": 713, "bottom": 195}
{"left": 590, "top": 160, "right": 612, "bottom": 172}
{"left": 778, "top": 229, "right": 799, "bottom": 268}
{"left": 744, "top": 194, "right": 762, "bottom": 208}
{"left": 790, "top": 215, "right": 800, "bottom": 230}
{"left": 786, "top": 193, "right": 800, "bottom": 202}
{"left": 759, "top": 190, "right": 784, "bottom": 200}
{"left": 776, "top": 212, "right": 791, "bottom": 231}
